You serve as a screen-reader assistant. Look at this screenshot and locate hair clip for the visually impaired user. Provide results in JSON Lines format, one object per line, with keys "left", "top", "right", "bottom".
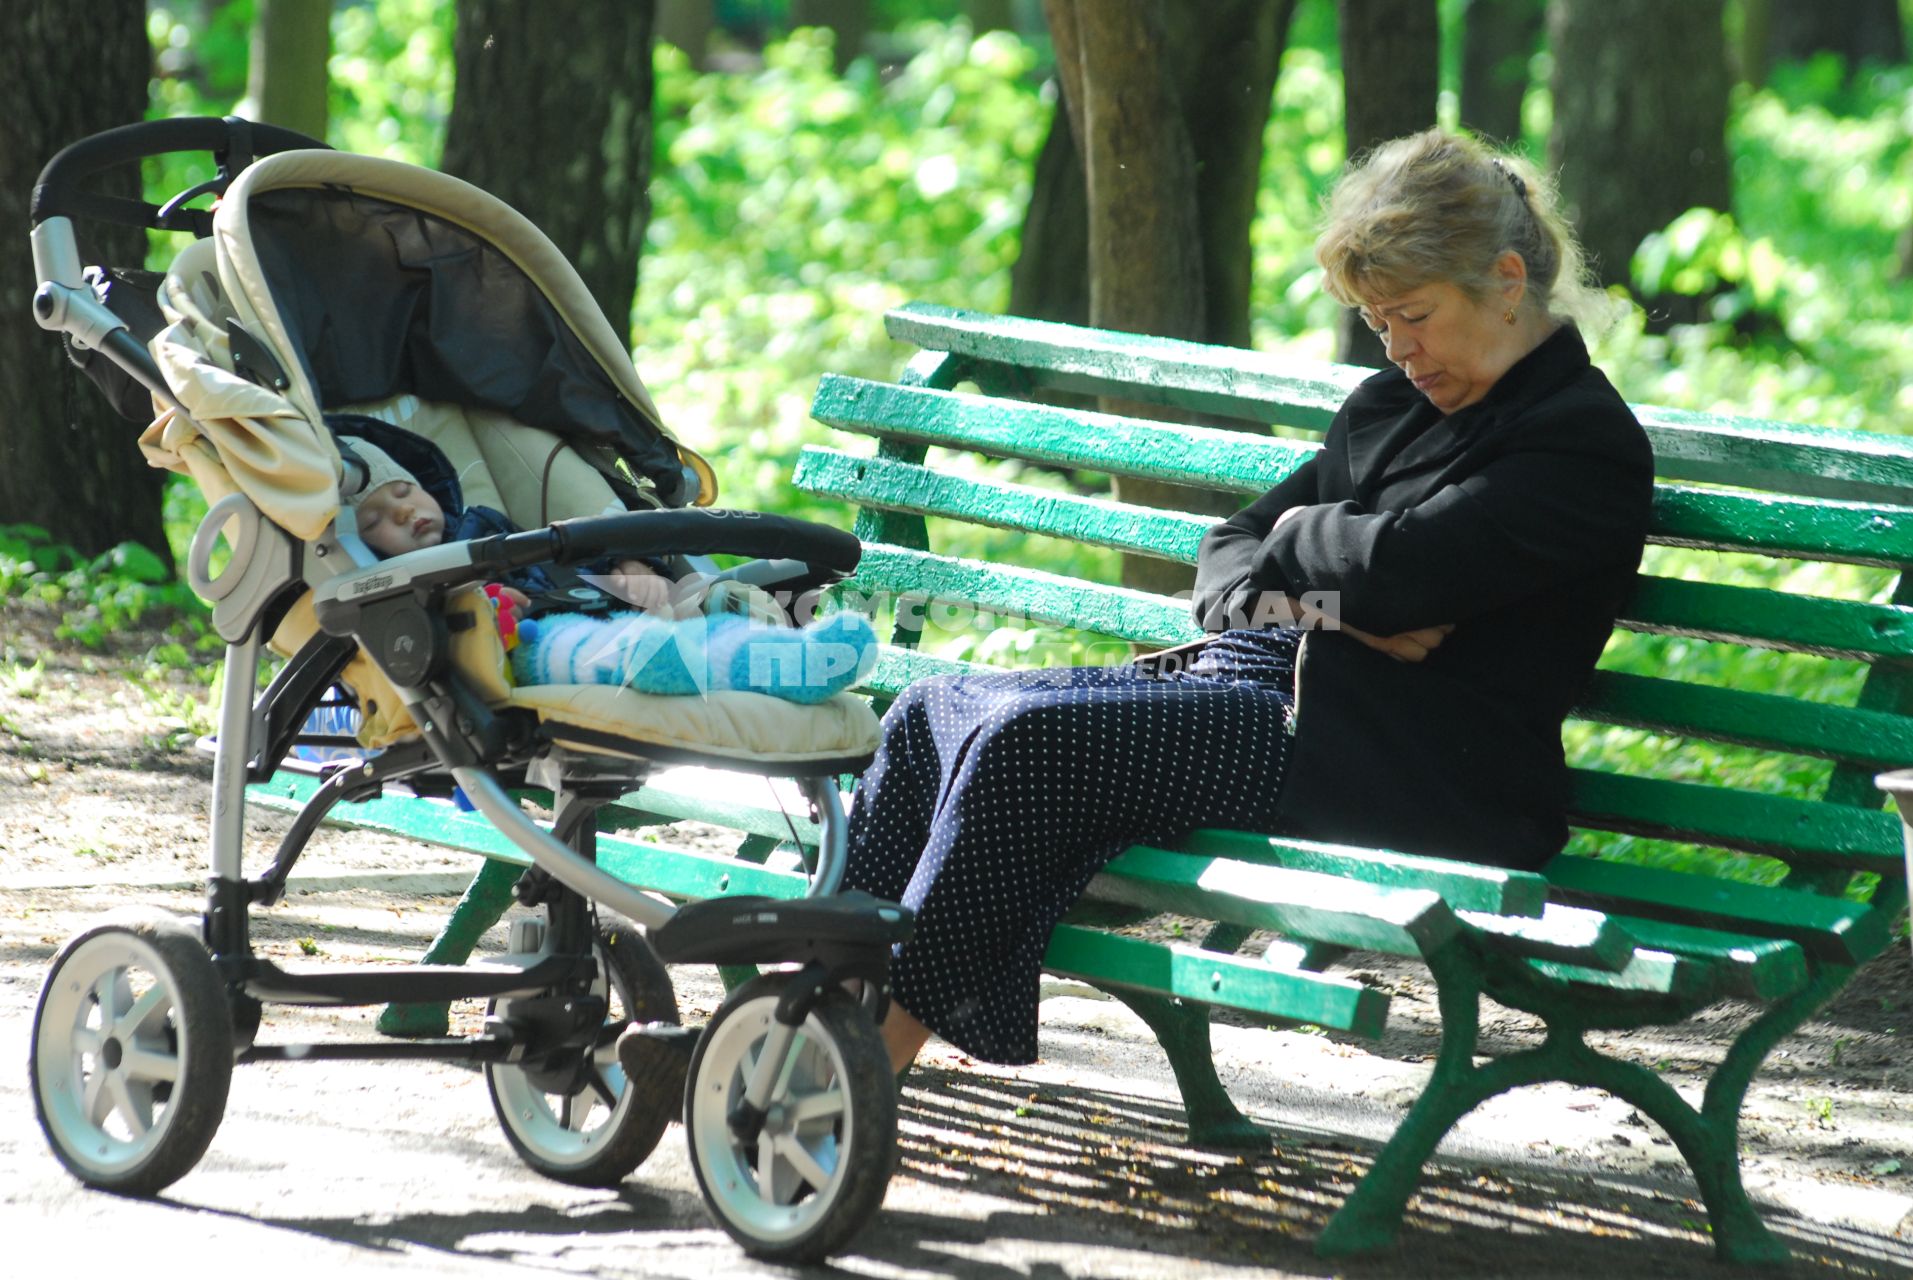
{"left": 1493, "top": 158, "right": 1528, "bottom": 201}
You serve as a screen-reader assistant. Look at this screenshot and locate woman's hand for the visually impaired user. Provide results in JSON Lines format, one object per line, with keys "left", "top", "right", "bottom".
{"left": 1340, "top": 620, "right": 1456, "bottom": 663}
{"left": 1282, "top": 593, "right": 1454, "bottom": 662}
{"left": 606, "top": 559, "right": 673, "bottom": 612}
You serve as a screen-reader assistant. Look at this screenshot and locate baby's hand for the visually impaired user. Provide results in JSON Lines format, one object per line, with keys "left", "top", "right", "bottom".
{"left": 607, "top": 559, "right": 673, "bottom": 612}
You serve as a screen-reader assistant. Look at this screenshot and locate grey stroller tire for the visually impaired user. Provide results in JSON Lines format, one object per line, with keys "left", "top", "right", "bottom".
{"left": 485, "top": 920, "right": 677, "bottom": 1186}
{"left": 30, "top": 909, "right": 234, "bottom": 1194}
{"left": 684, "top": 973, "right": 896, "bottom": 1263}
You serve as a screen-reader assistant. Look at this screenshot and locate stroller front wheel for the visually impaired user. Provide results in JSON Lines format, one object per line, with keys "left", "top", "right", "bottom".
{"left": 30, "top": 910, "right": 234, "bottom": 1194}
{"left": 685, "top": 972, "right": 896, "bottom": 1262}
{"left": 485, "top": 919, "right": 677, "bottom": 1186}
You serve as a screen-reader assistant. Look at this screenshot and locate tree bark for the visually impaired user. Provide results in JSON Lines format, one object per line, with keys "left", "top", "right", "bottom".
{"left": 1459, "top": 0, "right": 1543, "bottom": 145}
{"left": 442, "top": 0, "right": 657, "bottom": 343}
{"left": 1334, "top": 0, "right": 1440, "bottom": 367}
{"left": 246, "top": 0, "right": 332, "bottom": 142}
{"left": 1013, "top": 0, "right": 1293, "bottom": 347}
{"left": 789, "top": 0, "right": 870, "bottom": 74}
{"left": 1549, "top": 0, "right": 1732, "bottom": 298}
{"left": 1040, "top": 0, "right": 1292, "bottom": 594}
{"left": 1768, "top": 0, "right": 1906, "bottom": 73}
{"left": 966, "top": 0, "right": 1018, "bottom": 32}
{"left": 657, "top": 0, "right": 714, "bottom": 69}
{"left": 0, "top": 0, "right": 171, "bottom": 565}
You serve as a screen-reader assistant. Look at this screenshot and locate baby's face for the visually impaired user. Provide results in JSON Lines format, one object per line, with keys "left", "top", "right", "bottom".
{"left": 355, "top": 481, "right": 445, "bottom": 556}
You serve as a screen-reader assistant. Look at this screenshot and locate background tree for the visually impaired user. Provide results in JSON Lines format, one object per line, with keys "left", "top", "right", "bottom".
{"left": 1034, "top": 0, "right": 1294, "bottom": 593}
{"left": 246, "top": 0, "right": 332, "bottom": 141}
{"left": 657, "top": 0, "right": 715, "bottom": 69}
{"left": 0, "top": 0, "right": 171, "bottom": 565}
{"left": 441, "top": 0, "right": 658, "bottom": 343}
{"left": 1012, "top": 0, "right": 1295, "bottom": 347}
{"left": 1333, "top": 0, "right": 1439, "bottom": 367}
{"left": 1549, "top": 0, "right": 1731, "bottom": 304}
{"left": 1459, "top": 0, "right": 1543, "bottom": 145}
{"left": 1767, "top": 0, "right": 1906, "bottom": 77}
{"left": 790, "top": 0, "right": 870, "bottom": 73}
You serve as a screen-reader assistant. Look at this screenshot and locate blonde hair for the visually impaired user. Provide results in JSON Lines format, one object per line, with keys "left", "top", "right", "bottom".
{"left": 1315, "top": 129, "right": 1612, "bottom": 331}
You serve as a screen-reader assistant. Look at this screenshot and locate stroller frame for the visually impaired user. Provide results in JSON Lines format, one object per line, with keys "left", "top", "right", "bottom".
{"left": 26, "top": 117, "right": 909, "bottom": 1264}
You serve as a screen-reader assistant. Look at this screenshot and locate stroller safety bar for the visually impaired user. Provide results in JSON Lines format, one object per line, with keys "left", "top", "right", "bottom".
{"left": 475, "top": 509, "right": 864, "bottom": 577}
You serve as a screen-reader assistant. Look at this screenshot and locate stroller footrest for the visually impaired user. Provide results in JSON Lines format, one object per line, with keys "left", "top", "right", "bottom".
{"left": 651, "top": 891, "right": 913, "bottom": 966}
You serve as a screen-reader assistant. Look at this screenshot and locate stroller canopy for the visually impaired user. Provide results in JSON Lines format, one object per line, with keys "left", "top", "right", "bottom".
{"left": 148, "top": 150, "right": 716, "bottom": 539}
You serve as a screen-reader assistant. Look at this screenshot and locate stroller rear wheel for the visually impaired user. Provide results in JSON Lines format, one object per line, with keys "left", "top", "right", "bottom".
{"left": 30, "top": 910, "right": 235, "bottom": 1194}
{"left": 685, "top": 972, "right": 896, "bottom": 1262}
{"left": 485, "top": 919, "right": 677, "bottom": 1186}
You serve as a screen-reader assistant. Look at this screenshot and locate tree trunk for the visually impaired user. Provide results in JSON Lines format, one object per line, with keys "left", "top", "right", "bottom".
{"left": 1013, "top": 0, "right": 1293, "bottom": 347}
{"left": 0, "top": 0, "right": 171, "bottom": 566}
{"left": 1768, "top": 0, "right": 1906, "bottom": 73}
{"left": 1334, "top": 0, "right": 1440, "bottom": 368}
{"left": 442, "top": 0, "right": 657, "bottom": 343}
{"left": 966, "top": 0, "right": 1017, "bottom": 32}
{"left": 246, "top": 0, "right": 332, "bottom": 142}
{"left": 1460, "top": 0, "right": 1543, "bottom": 145}
{"left": 1738, "top": 0, "right": 1773, "bottom": 84}
{"left": 1549, "top": 0, "right": 1731, "bottom": 300}
{"left": 789, "top": 0, "right": 870, "bottom": 74}
{"left": 657, "top": 0, "right": 714, "bottom": 69}
{"left": 1041, "top": 0, "right": 1292, "bottom": 595}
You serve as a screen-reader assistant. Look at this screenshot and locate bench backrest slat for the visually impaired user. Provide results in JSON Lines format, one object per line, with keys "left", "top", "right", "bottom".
{"left": 820, "top": 376, "right": 1913, "bottom": 566}
{"left": 803, "top": 448, "right": 1913, "bottom": 661}
{"left": 888, "top": 302, "right": 1913, "bottom": 505}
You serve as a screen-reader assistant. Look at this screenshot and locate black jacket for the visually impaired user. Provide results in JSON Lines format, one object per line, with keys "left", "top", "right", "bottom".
{"left": 1191, "top": 326, "right": 1654, "bottom": 869}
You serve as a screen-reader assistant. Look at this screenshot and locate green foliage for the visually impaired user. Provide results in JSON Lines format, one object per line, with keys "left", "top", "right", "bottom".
{"left": 0, "top": 525, "right": 209, "bottom": 650}
{"left": 638, "top": 26, "right": 1046, "bottom": 523}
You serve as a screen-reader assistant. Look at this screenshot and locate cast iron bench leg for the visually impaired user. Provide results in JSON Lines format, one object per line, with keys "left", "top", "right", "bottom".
{"left": 376, "top": 856, "right": 521, "bottom": 1036}
{"left": 1098, "top": 923, "right": 1269, "bottom": 1150}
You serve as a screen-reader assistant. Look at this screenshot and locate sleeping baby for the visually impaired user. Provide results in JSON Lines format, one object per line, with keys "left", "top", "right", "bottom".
{"left": 345, "top": 440, "right": 875, "bottom": 704}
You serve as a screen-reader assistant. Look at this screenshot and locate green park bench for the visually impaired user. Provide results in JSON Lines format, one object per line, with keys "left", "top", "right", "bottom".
{"left": 251, "top": 301, "right": 1911, "bottom": 1262}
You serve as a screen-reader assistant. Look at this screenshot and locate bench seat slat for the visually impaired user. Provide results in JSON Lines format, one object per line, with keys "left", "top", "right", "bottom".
{"left": 1041, "top": 925, "right": 1390, "bottom": 1037}
{"left": 1092, "top": 846, "right": 1459, "bottom": 957}
{"left": 1604, "top": 917, "right": 1809, "bottom": 1001}
{"left": 1164, "top": 828, "right": 1548, "bottom": 917}
{"left": 1525, "top": 949, "right": 1711, "bottom": 1000}
{"left": 1566, "top": 769, "right": 1903, "bottom": 871}
{"left": 1455, "top": 902, "right": 1642, "bottom": 970}
{"left": 887, "top": 302, "right": 1913, "bottom": 505}
{"left": 1544, "top": 853, "right": 1889, "bottom": 963}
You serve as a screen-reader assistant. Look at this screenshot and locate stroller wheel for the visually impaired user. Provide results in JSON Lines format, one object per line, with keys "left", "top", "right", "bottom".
{"left": 685, "top": 973, "right": 896, "bottom": 1263}
{"left": 485, "top": 920, "right": 677, "bottom": 1186}
{"left": 30, "top": 910, "right": 234, "bottom": 1194}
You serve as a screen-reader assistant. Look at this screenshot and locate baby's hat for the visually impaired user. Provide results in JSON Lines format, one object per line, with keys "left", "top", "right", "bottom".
{"left": 342, "top": 440, "right": 419, "bottom": 504}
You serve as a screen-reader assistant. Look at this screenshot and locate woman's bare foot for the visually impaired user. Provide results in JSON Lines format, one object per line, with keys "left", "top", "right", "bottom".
{"left": 879, "top": 1000, "right": 932, "bottom": 1076}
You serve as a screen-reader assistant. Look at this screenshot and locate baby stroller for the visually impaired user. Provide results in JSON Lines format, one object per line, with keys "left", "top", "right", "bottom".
{"left": 25, "top": 116, "right": 911, "bottom": 1263}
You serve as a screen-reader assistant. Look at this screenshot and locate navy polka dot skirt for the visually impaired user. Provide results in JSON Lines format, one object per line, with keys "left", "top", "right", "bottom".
{"left": 843, "top": 628, "right": 1300, "bottom": 1064}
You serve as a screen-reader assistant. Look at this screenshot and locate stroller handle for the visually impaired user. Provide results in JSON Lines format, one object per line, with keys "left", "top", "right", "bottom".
{"left": 475, "top": 510, "right": 864, "bottom": 581}
{"left": 31, "top": 116, "right": 325, "bottom": 235}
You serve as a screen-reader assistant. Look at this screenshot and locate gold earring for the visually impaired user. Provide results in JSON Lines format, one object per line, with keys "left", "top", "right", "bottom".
{"left": 1503, "top": 307, "right": 1517, "bottom": 325}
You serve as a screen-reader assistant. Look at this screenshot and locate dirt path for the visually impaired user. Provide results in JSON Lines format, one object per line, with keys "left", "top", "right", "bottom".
{"left": 3, "top": 602, "right": 1910, "bottom": 1277}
